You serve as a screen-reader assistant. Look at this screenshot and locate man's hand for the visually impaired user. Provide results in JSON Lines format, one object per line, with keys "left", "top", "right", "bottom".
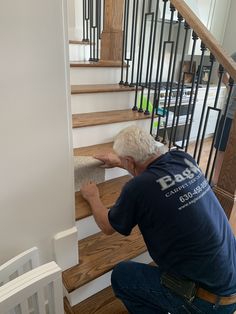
{"left": 80, "top": 181, "right": 100, "bottom": 203}
{"left": 80, "top": 181, "right": 115, "bottom": 235}
{"left": 94, "top": 152, "right": 122, "bottom": 168}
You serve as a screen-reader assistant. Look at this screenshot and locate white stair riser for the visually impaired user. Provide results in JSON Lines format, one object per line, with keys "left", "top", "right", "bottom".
{"left": 65, "top": 251, "right": 152, "bottom": 306}
{"left": 70, "top": 67, "right": 126, "bottom": 85}
{"left": 71, "top": 92, "right": 135, "bottom": 114}
{"left": 69, "top": 44, "right": 90, "bottom": 62}
{"left": 76, "top": 216, "right": 100, "bottom": 241}
{"left": 73, "top": 119, "right": 152, "bottom": 148}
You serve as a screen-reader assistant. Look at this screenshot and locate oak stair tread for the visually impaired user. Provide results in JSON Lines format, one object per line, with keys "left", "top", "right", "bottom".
{"left": 64, "top": 287, "right": 128, "bottom": 314}
{"left": 74, "top": 142, "right": 114, "bottom": 157}
{"left": 69, "top": 40, "right": 92, "bottom": 45}
{"left": 62, "top": 227, "right": 146, "bottom": 292}
{"left": 70, "top": 61, "right": 126, "bottom": 67}
{"left": 75, "top": 175, "right": 131, "bottom": 221}
{"left": 71, "top": 84, "right": 138, "bottom": 94}
{"left": 72, "top": 109, "right": 153, "bottom": 128}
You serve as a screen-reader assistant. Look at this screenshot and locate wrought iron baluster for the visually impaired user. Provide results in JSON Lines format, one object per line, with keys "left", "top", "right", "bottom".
{"left": 168, "top": 20, "right": 190, "bottom": 147}
{"left": 133, "top": 0, "right": 147, "bottom": 111}
{"left": 185, "top": 42, "right": 207, "bottom": 152}
{"left": 205, "top": 65, "right": 224, "bottom": 179}
{"left": 194, "top": 53, "right": 216, "bottom": 163}
{"left": 160, "top": 10, "right": 183, "bottom": 144}
{"left": 129, "top": 0, "right": 140, "bottom": 87}
{"left": 209, "top": 77, "right": 234, "bottom": 183}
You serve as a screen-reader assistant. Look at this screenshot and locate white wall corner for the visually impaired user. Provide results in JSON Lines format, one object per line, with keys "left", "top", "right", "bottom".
{"left": 53, "top": 227, "right": 78, "bottom": 271}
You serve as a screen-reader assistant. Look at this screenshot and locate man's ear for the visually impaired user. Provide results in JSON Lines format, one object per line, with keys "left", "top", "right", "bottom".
{"left": 126, "top": 156, "right": 135, "bottom": 166}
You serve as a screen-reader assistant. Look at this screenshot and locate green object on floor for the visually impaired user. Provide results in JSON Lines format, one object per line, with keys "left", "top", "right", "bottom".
{"left": 137, "top": 95, "right": 167, "bottom": 130}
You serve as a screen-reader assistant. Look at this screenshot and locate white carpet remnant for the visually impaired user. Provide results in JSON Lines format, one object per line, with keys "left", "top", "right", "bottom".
{"left": 74, "top": 156, "right": 105, "bottom": 191}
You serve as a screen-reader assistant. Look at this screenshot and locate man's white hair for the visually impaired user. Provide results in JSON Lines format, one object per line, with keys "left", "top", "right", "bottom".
{"left": 113, "top": 125, "right": 163, "bottom": 163}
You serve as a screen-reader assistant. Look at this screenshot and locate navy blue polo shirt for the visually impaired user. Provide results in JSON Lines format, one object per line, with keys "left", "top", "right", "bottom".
{"left": 108, "top": 150, "right": 236, "bottom": 295}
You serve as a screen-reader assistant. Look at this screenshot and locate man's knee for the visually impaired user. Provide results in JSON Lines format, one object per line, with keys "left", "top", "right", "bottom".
{"left": 111, "top": 261, "right": 133, "bottom": 292}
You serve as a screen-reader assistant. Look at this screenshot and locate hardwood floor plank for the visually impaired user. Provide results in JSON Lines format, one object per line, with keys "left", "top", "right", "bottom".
{"left": 62, "top": 227, "right": 146, "bottom": 292}
{"left": 69, "top": 40, "right": 91, "bottom": 45}
{"left": 75, "top": 175, "right": 131, "bottom": 220}
{"left": 71, "top": 84, "right": 138, "bottom": 94}
{"left": 70, "top": 61, "right": 126, "bottom": 67}
{"left": 71, "top": 286, "right": 128, "bottom": 314}
{"left": 72, "top": 109, "right": 153, "bottom": 128}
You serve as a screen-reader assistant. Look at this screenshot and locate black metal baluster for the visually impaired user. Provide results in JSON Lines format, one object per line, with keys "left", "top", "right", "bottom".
{"left": 194, "top": 53, "right": 215, "bottom": 163}
{"left": 144, "top": 12, "right": 155, "bottom": 114}
{"left": 83, "top": 0, "right": 90, "bottom": 42}
{"left": 89, "top": 0, "right": 93, "bottom": 60}
{"left": 145, "top": 1, "right": 160, "bottom": 121}
{"left": 168, "top": 20, "right": 190, "bottom": 147}
{"left": 155, "top": 3, "right": 176, "bottom": 140}
{"left": 209, "top": 77, "right": 234, "bottom": 183}
{"left": 203, "top": 65, "right": 224, "bottom": 178}
{"left": 161, "top": 10, "right": 183, "bottom": 144}
{"left": 124, "top": 0, "right": 131, "bottom": 85}
{"left": 174, "top": 31, "right": 198, "bottom": 149}
{"left": 185, "top": 42, "right": 207, "bottom": 152}
{"left": 129, "top": 0, "right": 140, "bottom": 87}
{"left": 150, "top": 0, "right": 168, "bottom": 138}
{"left": 205, "top": 65, "right": 224, "bottom": 179}
{"left": 120, "top": 0, "right": 128, "bottom": 85}
{"left": 133, "top": 0, "right": 146, "bottom": 111}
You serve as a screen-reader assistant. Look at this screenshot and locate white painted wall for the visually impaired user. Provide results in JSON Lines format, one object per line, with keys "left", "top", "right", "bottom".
{"left": 0, "top": 0, "right": 75, "bottom": 264}
{"left": 222, "top": 0, "right": 236, "bottom": 54}
{"left": 68, "top": 0, "right": 83, "bottom": 39}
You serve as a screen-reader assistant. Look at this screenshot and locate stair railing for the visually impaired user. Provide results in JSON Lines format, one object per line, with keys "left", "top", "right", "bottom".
{"left": 118, "top": 0, "right": 236, "bottom": 231}
{"left": 82, "top": 0, "right": 103, "bottom": 61}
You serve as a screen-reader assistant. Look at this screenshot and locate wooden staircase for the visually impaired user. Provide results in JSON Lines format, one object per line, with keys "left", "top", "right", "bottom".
{"left": 64, "top": 38, "right": 153, "bottom": 312}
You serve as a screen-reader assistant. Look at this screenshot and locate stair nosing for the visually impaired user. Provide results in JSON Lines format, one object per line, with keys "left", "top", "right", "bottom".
{"left": 73, "top": 142, "right": 114, "bottom": 157}
{"left": 69, "top": 40, "right": 92, "bottom": 45}
{"left": 70, "top": 61, "right": 127, "bottom": 68}
{"left": 72, "top": 109, "right": 154, "bottom": 128}
{"left": 71, "top": 84, "right": 139, "bottom": 94}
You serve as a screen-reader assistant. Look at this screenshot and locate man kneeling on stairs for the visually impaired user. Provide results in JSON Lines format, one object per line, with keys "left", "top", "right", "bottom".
{"left": 80, "top": 125, "right": 236, "bottom": 314}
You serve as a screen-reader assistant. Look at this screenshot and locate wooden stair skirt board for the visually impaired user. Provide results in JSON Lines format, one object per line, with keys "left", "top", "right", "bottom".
{"left": 70, "top": 61, "right": 127, "bottom": 67}
{"left": 62, "top": 227, "right": 146, "bottom": 293}
{"left": 64, "top": 286, "right": 128, "bottom": 314}
{"left": 75, "top": 175, "right": 131, "bottom": 221}
{"left": 72, "top": 109, "right": 153, "bottom": 128}
{"left": 71, "top": 84, "right": 138, "bottom": 94}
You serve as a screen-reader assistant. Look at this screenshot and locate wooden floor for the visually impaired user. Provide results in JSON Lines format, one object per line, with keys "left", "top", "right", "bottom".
{"left": 187, "top": 137, "right": 214, "bottom": 175}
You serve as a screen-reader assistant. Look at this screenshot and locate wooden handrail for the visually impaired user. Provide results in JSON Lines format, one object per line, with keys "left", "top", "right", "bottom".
{"left": 170, "top": 0, "right": 236, "bottom": 81}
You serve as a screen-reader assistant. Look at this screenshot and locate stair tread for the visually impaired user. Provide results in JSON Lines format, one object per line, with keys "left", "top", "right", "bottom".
{"left": 74, "top": 142, "right": 114, "bottom": 157}
{"left": 70, "top": 61, "right": 126, "bottom": 67}
{"left": 62, "top": 227, "right": 146, "bottom": 292}
{"left": 72, "top": 109, "right": 153, "bottom": 128}
{"left": 64, "top": 286, "right": 128, "bottom": 314}
{"left": 69, "top": 40, "right": 91, "bottom": 45}
{"left": 71, "top": 84, "right": 138, "bottom": 94}
{"left": 75, "top": 175, "right": 131, "bottom": 221}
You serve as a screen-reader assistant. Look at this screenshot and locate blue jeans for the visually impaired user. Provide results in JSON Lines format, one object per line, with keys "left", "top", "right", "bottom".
{"left": 111, "top": 261, "right": 236, "bottom": 314}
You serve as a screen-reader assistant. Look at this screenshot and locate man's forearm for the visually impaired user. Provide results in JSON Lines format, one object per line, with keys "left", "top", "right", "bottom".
{"left": 87, "top": 196, "right": 115, "bottom": 235}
